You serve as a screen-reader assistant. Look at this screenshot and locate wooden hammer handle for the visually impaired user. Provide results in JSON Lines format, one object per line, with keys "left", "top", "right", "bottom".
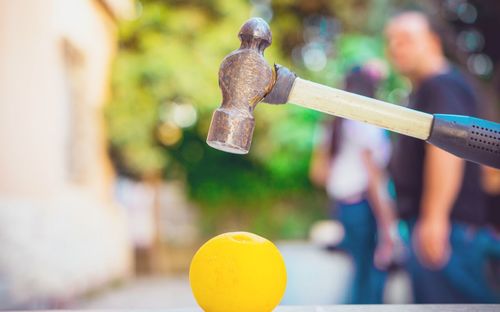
{"left": 288, "top": 78, "right": 433, "bottom": 140}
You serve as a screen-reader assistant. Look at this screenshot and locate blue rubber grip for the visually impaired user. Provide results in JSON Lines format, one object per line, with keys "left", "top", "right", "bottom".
{"left": 427, "top": 114, "right": 500, "bottom": 168}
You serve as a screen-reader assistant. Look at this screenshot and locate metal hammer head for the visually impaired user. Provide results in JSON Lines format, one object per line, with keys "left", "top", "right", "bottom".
{"left": 206, "top": 18, "right": 274, "bottom": 154}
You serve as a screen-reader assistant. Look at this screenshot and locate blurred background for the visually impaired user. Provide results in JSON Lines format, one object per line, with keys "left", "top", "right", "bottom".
{"left": 0, "top": 0, "right": 499, "bottom": 309}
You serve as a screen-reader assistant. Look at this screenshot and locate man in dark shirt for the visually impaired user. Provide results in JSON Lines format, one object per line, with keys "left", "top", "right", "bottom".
{"left": 385, "top": 12, "right": 499, "bottom": 302}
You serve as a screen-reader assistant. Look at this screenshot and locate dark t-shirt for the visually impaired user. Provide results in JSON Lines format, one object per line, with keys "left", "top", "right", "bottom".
{"left": 486, "top": 193, "right": 500, "bottom": 231}
{"left": 389, "top": 68, "right": 486, "bottom": 225}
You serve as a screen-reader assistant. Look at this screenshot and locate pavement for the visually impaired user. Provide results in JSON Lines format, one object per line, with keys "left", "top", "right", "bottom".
{"left": 74, "top": 242, "right": 412, "bottom": 309}
{"left": 113, "top": 306, "right": 499, "bottom": 312}
{"left": 75, "top": 275, "right": 196, "bottom": 309}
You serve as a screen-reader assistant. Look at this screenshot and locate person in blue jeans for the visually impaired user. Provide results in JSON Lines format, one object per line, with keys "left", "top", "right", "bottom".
{"left": 310, "top": 65, "right": 398, "bottom": 303}
{"left": 386, "top": 11, "right": 499, "bottom": 302}
{"left": 336, "top": 199, "right": 389, "bottom": 303}
{"left": 403, "top": 220, "right": 500, "bottom": 302}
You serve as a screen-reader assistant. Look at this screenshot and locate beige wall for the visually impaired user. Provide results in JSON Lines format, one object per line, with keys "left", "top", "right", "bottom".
{"left": 0, "top": 0, "right": 117, "bottom": 200}
{"left": 0, "top": 1, "right": 134, "bottom": 306}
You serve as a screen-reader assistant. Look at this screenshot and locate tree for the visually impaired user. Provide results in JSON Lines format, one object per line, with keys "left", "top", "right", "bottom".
{"left": 105, "top": 0, "right": 410, "bottom": 238}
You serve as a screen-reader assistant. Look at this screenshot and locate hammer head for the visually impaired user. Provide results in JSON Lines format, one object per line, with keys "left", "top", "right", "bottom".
{"left": 206, "top": 18, "right": 274, "bottom": 154}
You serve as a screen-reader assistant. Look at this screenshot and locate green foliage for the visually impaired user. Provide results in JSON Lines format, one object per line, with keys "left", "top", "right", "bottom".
{"left": 105, "top": 0, "right": 408, "bottom": 239}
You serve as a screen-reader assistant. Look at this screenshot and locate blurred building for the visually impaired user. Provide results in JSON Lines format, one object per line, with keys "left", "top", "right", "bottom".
{"left": 0, "top": 0, "right": 134, "bottom": 308}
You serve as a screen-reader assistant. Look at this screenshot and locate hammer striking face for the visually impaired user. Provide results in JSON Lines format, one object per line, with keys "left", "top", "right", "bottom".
{"left": 206, "top": 18, "right": 274, "bottom": 154}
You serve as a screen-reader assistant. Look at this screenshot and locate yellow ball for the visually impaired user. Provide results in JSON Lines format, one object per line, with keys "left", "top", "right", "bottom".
{"left": 189, "top": 232, "right": 287, "bottom": 312}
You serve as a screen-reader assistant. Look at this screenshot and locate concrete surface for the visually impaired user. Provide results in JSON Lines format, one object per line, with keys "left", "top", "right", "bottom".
{"left": 74, "top": 242, "right": 412, "bottom": 309}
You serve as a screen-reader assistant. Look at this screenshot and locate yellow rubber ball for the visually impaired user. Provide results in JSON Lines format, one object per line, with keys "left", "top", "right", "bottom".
{"left": 189, "top": 232, "right": 287, "bottom": 312}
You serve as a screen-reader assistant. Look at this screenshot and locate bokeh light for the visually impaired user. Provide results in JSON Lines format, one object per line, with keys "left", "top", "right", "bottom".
{"left": 467, "top": 53, "right": 494, "bottom": 76}
{"left": 457, "top": 2, "right": 477, "bottom": 24}
{"left": 158, "top": 121, "right": 182, "bottom": 146}
{"left": 457, "top": 29, "right": 484, "bottom": 52}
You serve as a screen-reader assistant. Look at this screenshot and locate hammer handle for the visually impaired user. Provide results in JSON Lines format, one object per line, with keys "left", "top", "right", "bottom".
{"left": 288, "top": 78, "right": 500, "bottom": 168}
{"left": 288, "top": 78, "right": 433, "bottom": 140}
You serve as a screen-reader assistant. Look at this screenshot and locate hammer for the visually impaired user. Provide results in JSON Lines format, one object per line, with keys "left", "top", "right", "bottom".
{"left": 207, "top": 18, "right": 500, "bottom": 169}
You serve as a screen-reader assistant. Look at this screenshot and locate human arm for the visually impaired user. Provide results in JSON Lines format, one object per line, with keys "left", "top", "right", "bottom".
{"left": 309, "top": 122, "right": 332, "bottom": 188}
{"left": 309, "top": 142, "right": 330, "bottom": 188}
{"left": 414, "top": 144, "right": 465, "bottom": 268}
{"left": 362, "top": 150, "right": 398, "bottom": 269}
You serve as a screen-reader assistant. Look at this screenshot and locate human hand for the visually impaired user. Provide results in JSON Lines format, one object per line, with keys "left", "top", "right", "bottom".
{"left": 413, "top": 216, "right": 451, "bottom": 269}
{"left": 374, "top": 225, "right": 404, "bottom": 270}
{"left": 374, "top": 237, "right": 394, "bottom": 270}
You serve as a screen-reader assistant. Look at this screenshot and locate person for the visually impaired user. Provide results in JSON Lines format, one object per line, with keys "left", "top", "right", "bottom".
{"left": 310, "top": 65, "right": 397, "bottom": 304}
{"left": 483, "top": 166, "right": 500, "bottom": 233}
{"left": 385, "top": 11, "right": 499, "bottom": 303}
{"left": 482, "top": 166, "right": 500, "bottom": 294}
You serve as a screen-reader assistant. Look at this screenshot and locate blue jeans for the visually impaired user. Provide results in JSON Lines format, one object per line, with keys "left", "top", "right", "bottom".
{"left": 335, "top": 199, "right": 387, "bottom": 304}
{"left": 404, "top": 220, "right": 500, "bottom": 303}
